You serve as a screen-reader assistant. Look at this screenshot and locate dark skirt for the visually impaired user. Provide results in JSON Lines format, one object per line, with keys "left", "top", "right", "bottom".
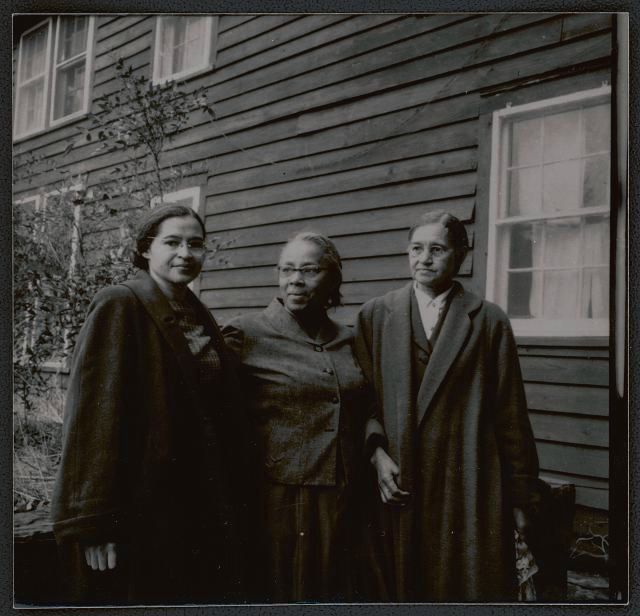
{"left": 258, "top": 480, "right": 352, "bottom": 603}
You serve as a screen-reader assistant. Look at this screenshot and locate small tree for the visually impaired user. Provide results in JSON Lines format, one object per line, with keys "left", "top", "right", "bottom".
{"left": 13, "top": 59, "right": 225, "bottom": 510}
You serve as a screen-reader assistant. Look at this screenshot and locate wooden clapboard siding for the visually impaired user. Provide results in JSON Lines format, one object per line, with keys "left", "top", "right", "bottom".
{"left": 525, "top": 383, "right": 609, "bottom": 416}
{"left": 529, "top": 412, "right": 609, "bottom": 448}
{"left": 12, "top": 14, "right": 615, "bottom": 510}
{"left": 519, "top": 340, "right": 610, "bottom": 509}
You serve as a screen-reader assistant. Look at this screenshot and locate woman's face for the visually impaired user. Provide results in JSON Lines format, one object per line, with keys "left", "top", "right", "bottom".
{"left": 143, "top": 216, "right": 205, "bottom": 293}
{"left": 408, "top": 223, "right": 458, "bottom": 296}
{"left": 278, "top": 240, "right": 335, "bottom": 314}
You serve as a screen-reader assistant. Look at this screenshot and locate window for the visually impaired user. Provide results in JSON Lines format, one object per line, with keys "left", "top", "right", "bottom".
{"left": 152, "top": 16, "right": 217, "bottom": 83}
{"left": 14, "top": 16, "right": 95, "bottom": 140}
{"left": 486, "top": 86, "right": 611, "bottom": 337}
{"left": 150, "top": 186, "right": 202, "bottom": 212}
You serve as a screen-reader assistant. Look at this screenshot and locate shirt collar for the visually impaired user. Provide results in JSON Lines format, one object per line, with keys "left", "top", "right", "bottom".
{"left": 413, "top": 282, "right": 454, "bottom": 309}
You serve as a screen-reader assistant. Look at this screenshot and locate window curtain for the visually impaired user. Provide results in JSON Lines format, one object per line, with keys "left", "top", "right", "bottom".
{"left": 528, "top": 218, "right": 608, "bottom": 319}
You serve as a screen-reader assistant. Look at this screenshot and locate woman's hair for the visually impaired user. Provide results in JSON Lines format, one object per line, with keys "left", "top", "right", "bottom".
{"left": 131, "top": 204, "right": 206, "bottom": 270}
{"left": 281, "top": 231, "right": 343, "bottom": 308}
{"left": 408, "top": 210, "right": 469, "bottom": 272}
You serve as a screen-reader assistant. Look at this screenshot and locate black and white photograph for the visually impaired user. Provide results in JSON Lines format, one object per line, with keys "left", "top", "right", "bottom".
{"left": 10, "top": 7, "right": 631, "bottom": 608}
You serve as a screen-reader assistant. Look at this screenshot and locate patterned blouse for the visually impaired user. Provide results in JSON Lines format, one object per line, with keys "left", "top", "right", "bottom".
{"left": 168, "top": 298, "right": 222, "bottom": 389}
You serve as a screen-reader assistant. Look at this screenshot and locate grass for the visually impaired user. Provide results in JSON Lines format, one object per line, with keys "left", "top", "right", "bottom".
{"left": 13, "top": 386, "right": 64, "bottom": 513}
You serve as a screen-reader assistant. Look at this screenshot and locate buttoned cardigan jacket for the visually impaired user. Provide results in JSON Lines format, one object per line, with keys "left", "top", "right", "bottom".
{"left": 222, "top": 299, "right": 372, "bottom": 487}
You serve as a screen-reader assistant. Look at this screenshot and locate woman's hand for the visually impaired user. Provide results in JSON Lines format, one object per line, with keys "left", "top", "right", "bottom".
{"left": 371, "top": 447, "right": 411, "bottom": 506}
{"left": 84, "top": 543, "right": 117, "bottom": 571}
{"left": 513, "top": 507, "right": 531, "bottom": 540}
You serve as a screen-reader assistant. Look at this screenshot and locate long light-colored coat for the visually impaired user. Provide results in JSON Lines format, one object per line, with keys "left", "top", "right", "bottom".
{"left": 354, "top": 281, "right": 543, "bottom": 601}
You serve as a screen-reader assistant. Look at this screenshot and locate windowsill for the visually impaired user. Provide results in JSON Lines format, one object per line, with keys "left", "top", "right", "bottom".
{"left": 151, "top": 62, "right": 216, "bottom": 86}
{"left": 13, "top": 110, "right": 90, "bottom": 144}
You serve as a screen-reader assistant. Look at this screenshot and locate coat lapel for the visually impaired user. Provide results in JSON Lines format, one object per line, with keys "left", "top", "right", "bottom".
{"left": 121, "top": 272, "right": 203, "bottom": 407}
{"left": 415, "top": 282, "right": 482, "bottom": 427}
{"left": 383, "top": 284, "right": 414, "bottom": 464}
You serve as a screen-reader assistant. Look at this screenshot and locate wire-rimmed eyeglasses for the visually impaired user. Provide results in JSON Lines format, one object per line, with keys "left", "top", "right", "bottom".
{"left": 148, "top": 237, "right": 207, "bottom": 256}
{"left": 277, "top": 265, "right": 327, "bottom": 279}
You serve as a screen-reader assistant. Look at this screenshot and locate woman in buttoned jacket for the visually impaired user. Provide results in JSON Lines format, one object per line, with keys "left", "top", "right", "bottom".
{"left": 222, "top": 232, "right": 372, "bottom": 603}
{"left": 51, "top": 205, "right": 247, "bottom": 605}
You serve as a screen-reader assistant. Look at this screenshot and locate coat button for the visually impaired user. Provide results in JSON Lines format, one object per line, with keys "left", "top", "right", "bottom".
{"left": 332, "top": 396, "right": 339, "bottom": 404}
{"left": 314, "top": 345, "right": 323, "bottom": 352}
{"left": 323, "top": 368, "right": 334, "bottom": 375}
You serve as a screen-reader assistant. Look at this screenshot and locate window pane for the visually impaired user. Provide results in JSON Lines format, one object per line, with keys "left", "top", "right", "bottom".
{"left": 57, "top": 16, "right": 88, "bottom": 63}
{"left": 507, "top": 166, "right": 541, "bottom": 216}
{"left": 543, "top": 108, "right": 581, "bottom": 161}
{"left": 158, "top": 16, "right": 206, "bottom": 79}
{"left": 507, "top": 271, "right": 534, "bottom": 317}
{"left": 17, "top": 79, "right": 45, "bottom": 134}
{"left": 583, "top": 215, "right": 609, "bottom": 266}
{"left": 583, "top": 103, "right": 610, "bottom": 153}
{"left": 543, "top": 270, "right": 579, "bottom": 318}
{"left": 53, "top": 60, "right": 85, "bottom": 119}
{"left": 581, "top": 267, "right": 609, "bottom": 319}
{"left": 542, "top": 160, "right": 581, "bottom": 212}
{"left": 583, "top": 155, "right": 610, "bottom": 208}
{"left": 508, "top": 223, "right": 543, "bottom": 269}
{"left": 509, "top": 118, "right": 541, "bottom": 167}
{"left": 19, "top": 24, "right": 48, "bottom": 82}
{"left": 544, "top": 218, "right": 581, "bottom": 267}
{"left": 186, "top": 16, "right": 205, "bottom": 42}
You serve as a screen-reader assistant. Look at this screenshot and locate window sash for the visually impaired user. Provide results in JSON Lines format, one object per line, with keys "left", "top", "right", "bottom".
{"left": 486, "top": 86, "right": 611, "bottom": 337}
{"left": 50, "top": 16, "right": 94, "bottom": 125}
{"left": 14, "top": 20, "right": 52, "bottom": 138}
{"left": 153, "top": 16, "right": 214, "bottom": 83}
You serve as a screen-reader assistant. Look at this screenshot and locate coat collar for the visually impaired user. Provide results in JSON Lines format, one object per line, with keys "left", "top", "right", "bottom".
{"left": 415, "top": 281, "right": 482, "bottom": 426}
{"left": 264, "top": 298, "right": 343, "bottom": 346}
{"left": 121, "top": 270, "right": 205, "bottom": 406}
{"left": 383, "top": 283, "right": 414, "bottom": 428}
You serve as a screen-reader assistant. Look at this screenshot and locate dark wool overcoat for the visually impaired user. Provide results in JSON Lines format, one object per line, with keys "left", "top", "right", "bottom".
{"left": 51, "top": 271, "right": 248, "bottom": 605}
{"left": 354, "top": 281, "right": 544, "bottom": 602}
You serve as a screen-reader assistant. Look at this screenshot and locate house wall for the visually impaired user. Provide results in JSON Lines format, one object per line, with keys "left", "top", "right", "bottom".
{"left": 13, "top": 13, "right": 614, "bottom": 509}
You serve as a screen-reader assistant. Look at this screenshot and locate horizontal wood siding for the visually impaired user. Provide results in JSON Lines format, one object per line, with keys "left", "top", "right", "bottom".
{"left": 13, "top": 13, "right": 614, "bottom": 509}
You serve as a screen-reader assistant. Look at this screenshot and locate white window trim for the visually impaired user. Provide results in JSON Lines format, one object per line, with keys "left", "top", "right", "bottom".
{"left": 49, "top": 16, "right": 96, "bottom": 129}
{"left": 151, "top": 16, "right": 218, "bottom": 84}
{"left": 40, "top": 184, "right": 87, "bottom": 369}
{"left": 150, "top": 185, "right": 202, "bottom": 212}
{"left": 13, "top": 16, "right": 95, "bottom": 141}
{"left": 44, "top": 183, "right": 86, "bottom": 272}
{"left": 14, "top": 19, "right": 53, "bottom": 140}
{"left": 486, "top": 85, "right": 611, "bottom": 338}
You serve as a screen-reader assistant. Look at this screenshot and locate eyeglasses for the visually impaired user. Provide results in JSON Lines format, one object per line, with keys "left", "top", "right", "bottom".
{"left": 408, "top": 244, "right": 449, "bottom": 259}
{"left": 277, "top": 265, "right": 326, "bottom": 279}
{"left": 149, "top": 237, "right": 207, "bottom": 255}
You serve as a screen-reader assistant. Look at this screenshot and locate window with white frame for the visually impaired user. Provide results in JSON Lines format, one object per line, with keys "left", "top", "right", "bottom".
{"left": 152, "top": 16, "right": 217, "bottom": 83}
{"left": 14, "top": 16, "right": 95, "bottom": 140}
{"left": 486, "top": 86, "right": 611, "bottom": 337}
{"left": 150, "top": 186, "right": 202, "bottom": 212}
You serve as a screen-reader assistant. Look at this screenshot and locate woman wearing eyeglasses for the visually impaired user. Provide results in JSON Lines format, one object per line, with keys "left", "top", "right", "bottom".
{"left": 222, "top": 232, "right": 372, "bottom": 602}
{"left": 51, "top": 204, "right": 247, "bottom": 605}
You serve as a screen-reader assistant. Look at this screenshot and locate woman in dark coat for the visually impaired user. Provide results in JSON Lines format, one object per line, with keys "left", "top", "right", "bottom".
{"left": 51, "top": 204, "right": 246, "bottom": 605}
{"left": 222, "top": 232, "right": 371, "bottom": 602}
{"left": 354, "top": 211, "right": 545, "bottom": 602}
